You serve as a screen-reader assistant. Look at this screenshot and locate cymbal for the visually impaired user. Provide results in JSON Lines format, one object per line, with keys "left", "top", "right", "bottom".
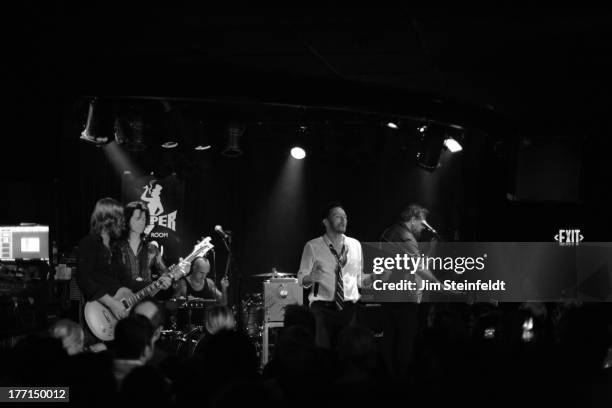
{"left": 251, "top": 271, "right": 296, "bottom": 278}
{"left": 187, "top": 297, "right": 218, "bottom": 302}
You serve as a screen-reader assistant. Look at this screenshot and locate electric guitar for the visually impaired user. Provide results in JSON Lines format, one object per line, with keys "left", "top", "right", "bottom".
{"left": 84, "top": 237, "right": 214, "bottom": 341}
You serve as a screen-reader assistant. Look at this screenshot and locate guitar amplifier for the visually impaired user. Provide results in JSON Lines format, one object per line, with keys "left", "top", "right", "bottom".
{"left": 264, "top": 278, "right": 302, "bottom": 322}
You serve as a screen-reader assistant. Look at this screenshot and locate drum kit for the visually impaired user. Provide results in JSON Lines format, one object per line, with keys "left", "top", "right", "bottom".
{"left": 157, "top": 297, "right": 216, "bottom": 359}
{"left": 157, "top": 269, "right": 296, "bottom": 361}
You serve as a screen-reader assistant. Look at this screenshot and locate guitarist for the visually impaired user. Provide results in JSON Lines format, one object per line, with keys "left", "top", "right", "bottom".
{"left": 113, "top": 201, "right": 169, "bottom": 297}
{"left": 77, "top": 198, "right": 172, "bottom": 322}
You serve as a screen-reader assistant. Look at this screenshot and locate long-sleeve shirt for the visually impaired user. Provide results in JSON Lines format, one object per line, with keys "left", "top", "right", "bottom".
{"left": 112, "top": 238, "right": 168, "bottom": 283}
{"left": 297, "top": 235, "right": 362, "bottom": 304}
{"left": 380, "top": 223, "right": 424, "bottom": 300}
{"left": 77, "top": 234, "right": 147, "bottom": 301}
{"left": 381, "top": 223, "right": 419, "bottom": 255}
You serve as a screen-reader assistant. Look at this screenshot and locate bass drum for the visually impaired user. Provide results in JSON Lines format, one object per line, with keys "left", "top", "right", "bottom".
{"left": 240, "top": 293, "right": 264, "bottom": 338}
{"left": 157, "top": 328, "right": 207, "bottom": 362}
{"left": 176, "top": 298, "right": 219, "bottom": 331}
{"left": 157, "top": 330, "right": 183, "bottom": 355}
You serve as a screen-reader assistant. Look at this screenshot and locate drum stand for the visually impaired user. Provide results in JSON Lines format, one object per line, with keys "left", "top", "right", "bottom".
{"left": 182, "top": 326, "right": 203, "bottom": 356}
{"left": 261, "top": 321, "right": 283, "bottom": 367}
{"left": 221, "top": 234, "right": 243, "bottom": 331}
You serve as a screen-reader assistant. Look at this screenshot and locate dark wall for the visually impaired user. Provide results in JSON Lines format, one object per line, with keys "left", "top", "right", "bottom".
{"left": 44, "top": 118, "right": 467, "bottom": 294}
{"left": 3, "top": 103, "right": 611, "bottom": 283}
{"left": 3, "top": 91, "right": 612, "bottom": 299}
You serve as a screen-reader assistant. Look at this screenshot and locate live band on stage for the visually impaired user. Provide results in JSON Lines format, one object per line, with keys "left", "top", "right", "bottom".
{"left": 76, "top": 196, "right": 442, "bottom": 370}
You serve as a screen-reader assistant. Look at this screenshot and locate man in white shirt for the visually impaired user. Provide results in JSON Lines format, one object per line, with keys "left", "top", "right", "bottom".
{"left": 298, "top": 202, "right": 364, "bottom": 348}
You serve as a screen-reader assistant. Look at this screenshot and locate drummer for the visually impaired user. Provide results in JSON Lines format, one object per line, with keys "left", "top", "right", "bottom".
{"left": 174, "top": 256, "right": 229, "bottom": 305}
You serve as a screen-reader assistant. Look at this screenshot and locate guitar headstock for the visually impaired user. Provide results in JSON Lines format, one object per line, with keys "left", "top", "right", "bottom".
{"left": 191, "top": 237, "right": 214, "bottom": 260}
{"left": 169, "top": 237, "right": 214, "bottom": 280}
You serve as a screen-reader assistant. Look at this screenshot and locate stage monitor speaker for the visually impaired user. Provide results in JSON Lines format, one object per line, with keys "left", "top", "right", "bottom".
{"left": 264, "top": 278, "right": 302, "bottom": 322}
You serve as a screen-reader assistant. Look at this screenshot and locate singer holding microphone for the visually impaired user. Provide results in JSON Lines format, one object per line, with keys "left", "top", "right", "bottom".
{"left": 379, "top": 203, "right": 440, "bottom": 377}
{"left": 297, "top": 202, "right": 364, "bottom": 349}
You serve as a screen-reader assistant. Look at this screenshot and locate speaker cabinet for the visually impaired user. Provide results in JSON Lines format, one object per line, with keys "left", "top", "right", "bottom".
{"left": 264, "top": 278, "right": 303, "bottom": 322}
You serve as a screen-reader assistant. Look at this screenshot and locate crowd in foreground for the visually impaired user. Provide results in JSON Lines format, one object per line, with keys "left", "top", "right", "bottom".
{"left": 2, "top": 300, "right": 612, "bottom": 408}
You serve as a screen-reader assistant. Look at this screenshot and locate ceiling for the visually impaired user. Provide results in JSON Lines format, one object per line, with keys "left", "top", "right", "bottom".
{"left": 8, "top": 6, "right": 612, "bottom": 142}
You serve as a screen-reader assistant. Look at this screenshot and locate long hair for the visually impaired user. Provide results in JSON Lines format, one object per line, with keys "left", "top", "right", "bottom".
{"left": 89, "top": 197, "right": 124, "bottom": 236}
{"left": 123, "top": 201, "right": 150, "bottom": 239}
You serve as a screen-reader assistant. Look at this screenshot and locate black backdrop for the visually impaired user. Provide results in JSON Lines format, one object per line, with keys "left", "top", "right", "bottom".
{"left": 2, "top": 95, "right": 612, "bottom": 297}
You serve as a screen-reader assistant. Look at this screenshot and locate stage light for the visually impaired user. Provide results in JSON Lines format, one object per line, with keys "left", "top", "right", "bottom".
{"left": 444, "top": 137, "right": 463, "bottom": 153}
{"left": 161, "top": 141, "right": 178, "bottom": 149}
{"left": 387, "top": 121, "right": 399, "bottom": 129}
{"left": 194, "top": 121, "right": 211, "bottom": 151}
{"left": 156, "top": 100, "right": 184, "bottom": 149}
{"left": 127, "top": 117, "right": 147, "bottom": 151}
{"left": 160, "top": 118, "right": 178, "bottom": 149}
{"left": 80, "top": 98, "right": 115, "bottom": 146}
{"left": 291, "top": 146, "right": 306, "bottom": 159}
{"left": 522, "top": 317, "right": 535, "bottom": 342}
{"left": 416, "top": 123, "right": 445, "bottom": 171}
{"left": 222, "top": 122, "right": 244, "bottom": 157}
{"left": 290, "top": 124, "right": 308, "bottom": 159}
{"left": 115, "top": 113, "right": 148, "bottom": 151}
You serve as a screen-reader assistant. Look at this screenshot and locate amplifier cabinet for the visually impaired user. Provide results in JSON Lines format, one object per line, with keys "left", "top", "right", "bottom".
{"left": 263, "top": 278, "right": 302, "bottom": 322}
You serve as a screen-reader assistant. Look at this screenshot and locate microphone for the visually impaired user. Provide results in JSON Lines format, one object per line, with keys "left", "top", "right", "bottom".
{"left": 422, "top": 220, "right": 439, "bottom": 236}
{"left": 214, "top": 225, "right": 232, "bottom": 240}
{"left": 312, "top": 262, "right": 320, "bottom": 296}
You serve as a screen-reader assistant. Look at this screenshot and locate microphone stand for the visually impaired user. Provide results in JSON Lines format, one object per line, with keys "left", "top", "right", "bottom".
{"left": 221, "top": 234, "right": 242, "bottom": 330}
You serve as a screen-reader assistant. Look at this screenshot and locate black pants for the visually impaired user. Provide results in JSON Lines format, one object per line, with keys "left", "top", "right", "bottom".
{"left": 310, "top": 301, "right": 357, "bottom": 349}
{"left": 381, "top": 302, "right": 420, "bottom": 377}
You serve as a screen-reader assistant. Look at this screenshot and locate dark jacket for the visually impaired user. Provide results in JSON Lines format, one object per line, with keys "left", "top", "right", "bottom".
{"left": 380, "top": 222, "right": 420, "bottom": 257}
{"left": 112, "top": 238, "right": 167, "bottom": 284}
{"left": 77, "top": 234, "right": 147, "bottom": 301}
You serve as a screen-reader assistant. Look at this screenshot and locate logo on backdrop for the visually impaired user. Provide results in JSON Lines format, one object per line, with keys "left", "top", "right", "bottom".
{"left": 122, "top": 175, "right": 184, "bottom": 262}
{"left": 554, "top": 229, "right": 583, "bottom": 245}
{"left": 141, "top": 180, "right": 177, "bottom": 235}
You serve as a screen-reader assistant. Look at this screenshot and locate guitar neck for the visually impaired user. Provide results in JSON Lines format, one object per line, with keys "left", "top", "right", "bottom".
{"left": 124, "top": 249, "right": 207, "bottom": 308}
{"left": 123, "top": 280, "right": 163, "bottom": 309}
